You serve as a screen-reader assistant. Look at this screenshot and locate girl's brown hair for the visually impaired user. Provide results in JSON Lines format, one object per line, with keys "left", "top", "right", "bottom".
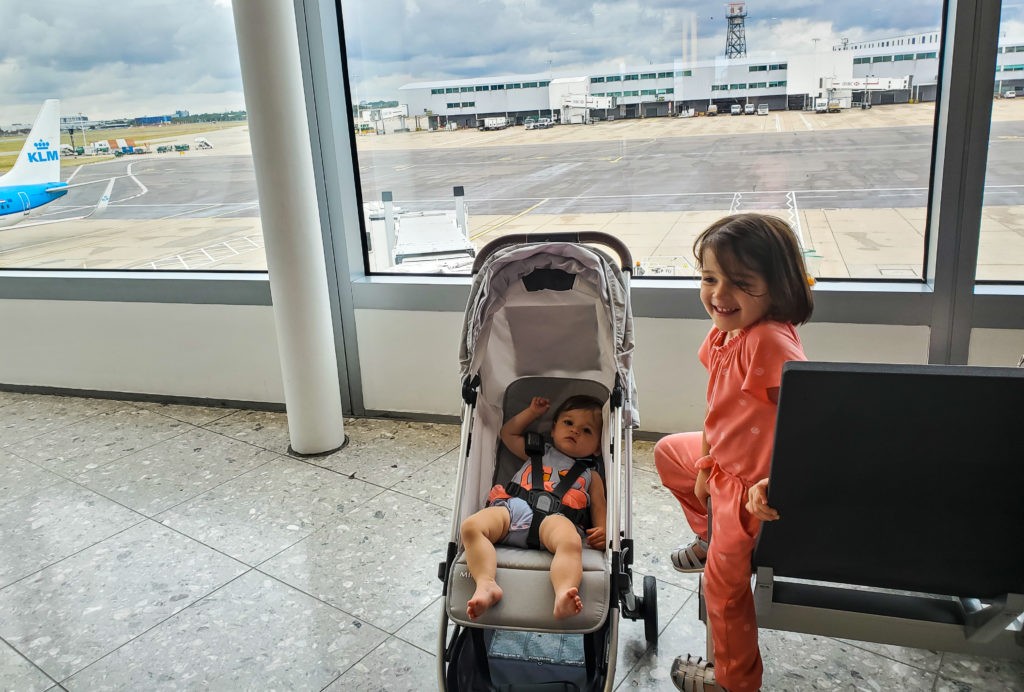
{"left": 693, "top": 213, "right": 814, "bottom": 325}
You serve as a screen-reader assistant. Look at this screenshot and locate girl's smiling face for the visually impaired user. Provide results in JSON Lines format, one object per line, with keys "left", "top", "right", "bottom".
{"left": 699, "top": 248, "right": 772, "bottom": 338}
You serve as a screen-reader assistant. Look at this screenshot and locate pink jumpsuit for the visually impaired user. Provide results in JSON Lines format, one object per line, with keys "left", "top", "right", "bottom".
{"left": 655, "top": 320, "right": 806, "bottom": 692}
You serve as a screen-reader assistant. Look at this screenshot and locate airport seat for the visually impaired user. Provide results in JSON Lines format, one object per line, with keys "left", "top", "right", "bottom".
{"left": 722, "top": 362, "right": 1024, "bottom": 659}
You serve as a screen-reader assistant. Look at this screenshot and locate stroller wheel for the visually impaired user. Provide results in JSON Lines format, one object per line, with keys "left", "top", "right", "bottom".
{"left": 643, "top": 575, "right": 658, "bottom": 644}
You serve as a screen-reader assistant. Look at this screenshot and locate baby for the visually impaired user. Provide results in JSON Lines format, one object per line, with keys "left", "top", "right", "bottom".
{"left": 460, "top": 395, "right": 607, "bottom": 620}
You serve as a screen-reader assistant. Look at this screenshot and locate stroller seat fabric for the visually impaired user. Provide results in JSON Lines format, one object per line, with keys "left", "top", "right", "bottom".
{"left": 446, "top": 544, "right": 610, "bottom": 631}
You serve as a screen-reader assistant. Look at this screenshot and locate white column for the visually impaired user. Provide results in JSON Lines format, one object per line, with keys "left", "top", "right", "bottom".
{"left": 232, "top": 0, "right": 345, "bottom": 454}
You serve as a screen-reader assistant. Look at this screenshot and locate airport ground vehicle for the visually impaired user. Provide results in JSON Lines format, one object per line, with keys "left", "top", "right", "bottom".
{"left": 525, "top": 117, "right": 553, "bottom": 130}
{"left": 744, "top": 104, "right": 755, "bottom": 115}
{"left": 816, "top": 98, "right": 842, "bottom": 113}
{"left": 730, "top": 104, "right": 742, "bottom": 115}
{"left": 1005, "top": 90, "right": 1017, "bottom": 99}
{"left": 706, "top": 104, "right": 718, "bottom": 116}
{"left": 478, "top": 117, "right": 510, "bottom": 130}
{"left": 757, "top": 103, "right": 769, "bottom": 115}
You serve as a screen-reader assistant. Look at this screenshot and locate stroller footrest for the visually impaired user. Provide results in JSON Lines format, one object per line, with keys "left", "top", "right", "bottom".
{"left": 446, "top": 546, "right": 609, "bottom": 632}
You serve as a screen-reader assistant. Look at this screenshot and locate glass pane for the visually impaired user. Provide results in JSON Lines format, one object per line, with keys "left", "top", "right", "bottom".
{"left": 979, "top": 3, "right": 1024, "bottom": 283}
{"left": 0, "top": 2, "right": 262, "bottom": 271}
{"left": 341, "top": 1, "right": 942, "bottom": 278}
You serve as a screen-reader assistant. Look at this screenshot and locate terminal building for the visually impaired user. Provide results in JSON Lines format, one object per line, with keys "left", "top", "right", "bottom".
{"left": 398, "top": 30, "right": 1024, "bottom": 129}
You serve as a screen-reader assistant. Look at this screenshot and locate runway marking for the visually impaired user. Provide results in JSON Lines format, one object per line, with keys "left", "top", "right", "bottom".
{"left": 96, "top": 179, "right": 116, "bottom": 212}
{"left": 111, "top": 201, "right": 261, "bottom": 207}
{"left": 66, "top": 165, "right": 84, "bottom": 183}
{"left": 451, "top": 184, "right": 940, "bottom": 202}
{"left": 136, "top": 235, "right": 265, "bottom": 270}
{"left": 798, "top": 113, "right": 814, "bottom": 131}
{"left": 469, "top": 198, "right": 549, "bottom": 240}
{"left": 774, "top": 115, "right": 782, "bottom": 133}
{"left": 125, "top": 162, "right": 149, "bottom": 197}
{"left": 786, "top": 191, "right": 805, "bottom": 248}
{"left": 157, "top": 204, "right": 230, "bottom": 220}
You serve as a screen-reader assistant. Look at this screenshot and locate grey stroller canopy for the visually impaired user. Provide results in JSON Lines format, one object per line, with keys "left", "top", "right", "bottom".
{"left": 459, "top": 241, "right": 638, "bottom": 428}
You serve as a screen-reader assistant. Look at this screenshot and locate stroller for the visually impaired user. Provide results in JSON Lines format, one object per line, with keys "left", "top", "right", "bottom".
{"left": 437, "top": 232, "right": 658, "bottom": 691}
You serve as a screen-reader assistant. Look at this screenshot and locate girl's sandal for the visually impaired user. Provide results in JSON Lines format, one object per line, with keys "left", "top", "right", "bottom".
{"left": 670, "top": 537, "right": 708, "bottom": 572}
{"left": 670, "top": 654, "right": 725, "bottom": 691}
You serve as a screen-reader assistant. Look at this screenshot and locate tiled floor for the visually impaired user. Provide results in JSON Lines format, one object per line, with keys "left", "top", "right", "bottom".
{"left": 0, "top": 390, "right": 1021, "bottom": 691}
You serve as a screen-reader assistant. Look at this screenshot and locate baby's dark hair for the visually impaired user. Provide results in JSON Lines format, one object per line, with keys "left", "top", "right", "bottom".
{"left": 552, "top": 395, "right": 605, "bottom": 426}
{"left": 693, "top": 213, "right": 814, "bottom": 325}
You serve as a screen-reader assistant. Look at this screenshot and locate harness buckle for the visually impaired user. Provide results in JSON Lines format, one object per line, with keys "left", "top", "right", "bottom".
{"left": 529, "top": 490, "right": 560, "bottom": 516}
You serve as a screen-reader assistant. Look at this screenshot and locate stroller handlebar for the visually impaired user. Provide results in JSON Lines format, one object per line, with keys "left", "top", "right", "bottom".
{"left": 472, "top": 232, "right": 634, "bottom": 275}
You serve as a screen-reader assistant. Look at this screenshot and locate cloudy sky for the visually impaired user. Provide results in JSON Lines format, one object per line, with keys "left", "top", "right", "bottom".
{"left": 1, "top": 0, "right": 241, "bottom": 126}
{"left": 2, "top": 1, "right": 1022, "bottom": 127}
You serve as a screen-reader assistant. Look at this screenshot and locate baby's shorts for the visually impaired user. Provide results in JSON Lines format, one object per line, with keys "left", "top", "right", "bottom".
{"left": 489, "top": 497, "right": 584, "bottom": 548}
{"left": 490, "top": 497, "right": 534, "bottom": 548}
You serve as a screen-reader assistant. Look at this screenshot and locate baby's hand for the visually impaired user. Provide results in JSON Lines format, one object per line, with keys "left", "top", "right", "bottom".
{"left": 585, "top": 526, "right": 606, "bottom": 550}
{"left": 529, "top": 397, "right": 551, "bottom": 414}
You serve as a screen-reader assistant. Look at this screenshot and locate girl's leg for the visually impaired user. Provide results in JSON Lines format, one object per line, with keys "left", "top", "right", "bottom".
{"left": 654, "top": 431, "right": 709, "bottom": 540}
{"left": 539, "top": 514, "right": 585, "bottom": 619}
{"left": 460, "top": 506, "right": 511, "bottom": 619}
{"left": 702, "top": 474, "right": 763, "bottom": 692}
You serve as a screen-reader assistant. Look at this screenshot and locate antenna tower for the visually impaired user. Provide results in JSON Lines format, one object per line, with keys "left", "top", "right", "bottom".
{"left": 725, "top": 2, "right": 748, "bottom": 58}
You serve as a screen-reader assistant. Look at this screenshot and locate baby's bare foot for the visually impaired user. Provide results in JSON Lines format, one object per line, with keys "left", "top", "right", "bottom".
{"left": 553, "top": 586, "right": 583, "bottom": 619}
{"left": 467, "top": 581, "right": 503, "bottom": 620}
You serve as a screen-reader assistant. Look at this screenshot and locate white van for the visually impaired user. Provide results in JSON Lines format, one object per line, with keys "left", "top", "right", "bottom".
{"left": 730, "top": 104, "right": 742, "bottom": 115}
{"left": 757, "top": 104, "right": 769, "bottom": 116}
{"left": 744, "top": 104, "right": 755, "bottom": 115}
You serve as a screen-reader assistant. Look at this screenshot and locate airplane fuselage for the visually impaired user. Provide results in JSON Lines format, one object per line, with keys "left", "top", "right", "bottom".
{"left": 0, "top": 182, "right": 68, "bottom": 220}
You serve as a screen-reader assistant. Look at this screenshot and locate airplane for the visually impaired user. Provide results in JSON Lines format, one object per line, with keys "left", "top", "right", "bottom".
{"left": 0, "top": 99, "right": 69, "bottom": 228}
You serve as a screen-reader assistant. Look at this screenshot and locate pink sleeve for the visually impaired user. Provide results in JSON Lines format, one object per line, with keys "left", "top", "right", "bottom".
{"left": 740, "top": 322, "right": 806, "bottom": 404}
{"left": 697, "top": 327, "right": 716, "bottom": 370}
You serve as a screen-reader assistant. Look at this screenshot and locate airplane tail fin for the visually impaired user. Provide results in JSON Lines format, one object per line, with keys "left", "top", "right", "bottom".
{"left": 0, "top": 99, "right": 62, "bottom": 186}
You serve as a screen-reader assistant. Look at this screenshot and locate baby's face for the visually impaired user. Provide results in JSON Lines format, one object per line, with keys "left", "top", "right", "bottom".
{"left": 551, "top": 407, "right": 602, "bottom": 458}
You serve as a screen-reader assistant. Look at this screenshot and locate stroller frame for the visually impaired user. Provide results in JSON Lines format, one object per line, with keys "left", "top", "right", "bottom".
{"left": 437, "top": 233, "right": 657, "bottom": 692}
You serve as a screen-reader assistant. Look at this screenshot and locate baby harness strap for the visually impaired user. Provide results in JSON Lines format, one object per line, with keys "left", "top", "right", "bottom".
{"left": 506, "top": 431, "right": 594, "bottom": 549}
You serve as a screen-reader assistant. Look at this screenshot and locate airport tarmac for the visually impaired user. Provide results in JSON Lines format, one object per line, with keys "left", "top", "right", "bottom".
{"left": 0, "top": 103, "right": 1021, "bottom": 280}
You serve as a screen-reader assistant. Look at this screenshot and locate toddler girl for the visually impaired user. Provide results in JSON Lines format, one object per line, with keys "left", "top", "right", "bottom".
{"left": 656, "top": 213, "right": 813, "bottom": 691}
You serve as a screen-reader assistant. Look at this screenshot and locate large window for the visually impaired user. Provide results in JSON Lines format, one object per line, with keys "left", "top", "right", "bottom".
{"left": 340, "top": 2, "right": 958, "bottom": 280}
{"left": 0, "top": 2, "right": 260, "bottom": 271}
{"left": 5, "top": 2, "right": 1019, "bottom": 290}
{"left": 980, "top": 3, "right": 1024, "bottom": 282}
